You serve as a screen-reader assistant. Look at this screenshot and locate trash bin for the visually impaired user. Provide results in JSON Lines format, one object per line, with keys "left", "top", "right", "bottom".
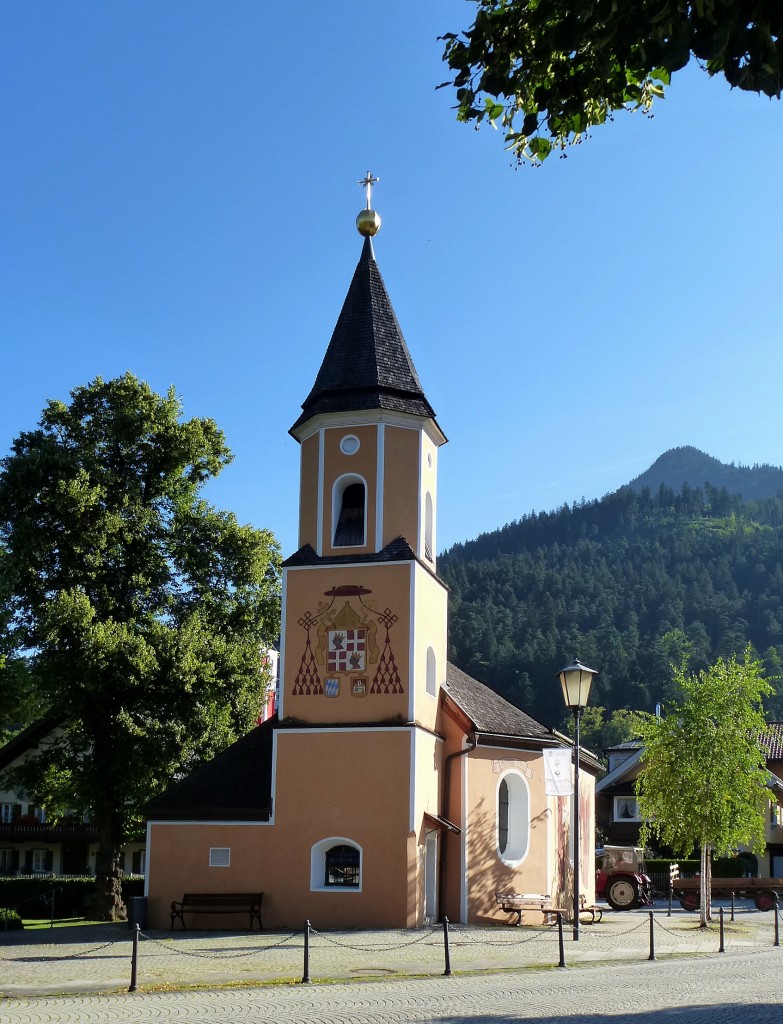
{"left": 128, "top": 896, "right": 148, "bottom": 930}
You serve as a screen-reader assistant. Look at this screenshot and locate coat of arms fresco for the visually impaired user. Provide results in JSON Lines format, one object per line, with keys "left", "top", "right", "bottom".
{"left": 292, "top": 585, "right": 402, "bottom": 697}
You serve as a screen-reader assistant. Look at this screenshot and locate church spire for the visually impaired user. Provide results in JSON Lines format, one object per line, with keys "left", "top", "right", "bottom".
{"left": 290, "top": 176, "right": 438, "bottom": 438}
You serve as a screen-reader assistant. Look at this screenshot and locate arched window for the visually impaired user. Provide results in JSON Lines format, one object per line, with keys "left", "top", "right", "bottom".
{"left": 426, "top": 646, "right": 437, "bottom": 697}
{"left": 424, "top": 492, "right": 434, "bottom": 562}
{"left": 324, "top": 844, "right": 360, "bottom": 887}
{"left": 310, "top": 837, "right": 362, "bottom": 892}
{"left": 497, "top": 771, "right": 530, "bottom": 865}
{"left": 333, "top": 475, "right": 366, "bottom": 547}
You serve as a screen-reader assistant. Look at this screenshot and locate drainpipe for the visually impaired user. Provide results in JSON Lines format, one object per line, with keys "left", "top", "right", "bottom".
{"left": 438, "top": 733, "right": 477, "bottom": 921}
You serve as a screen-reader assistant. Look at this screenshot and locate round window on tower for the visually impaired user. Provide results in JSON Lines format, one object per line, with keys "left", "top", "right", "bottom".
{"left": 340, "top": 435, "right": 360, "bottom": 456}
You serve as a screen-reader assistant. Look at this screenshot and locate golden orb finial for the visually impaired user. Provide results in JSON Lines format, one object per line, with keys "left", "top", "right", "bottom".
{"left": 357, "top": 171, "right": 381, "bottom": 237}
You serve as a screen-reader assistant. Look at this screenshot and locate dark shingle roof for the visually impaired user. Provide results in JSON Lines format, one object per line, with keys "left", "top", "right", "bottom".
{"left": 283, "top": 536, "right": 417, "bottom": 568}
{"left": 763, "top": 723, "right": 783, "bottom": 760}
{"left": 290, "top": 236, "right": 438, "bottom": 435}
{"left": 145, "top": 718, "right": 275, "bottom": 821}
{"left": 445, "top": 663, "right": 553, "bottom": 741}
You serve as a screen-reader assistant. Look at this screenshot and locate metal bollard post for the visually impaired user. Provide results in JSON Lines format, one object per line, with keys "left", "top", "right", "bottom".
{"left": 301, "top": 920, "right": 311, "bottom": 984}
{"left": 730, "top": 890, "right": 735, "bottom": 922}
{"left": 648, "top": 911, "right": 655, "bottom": 961}
{"left": 557, "top": 911, "right": 566, "bottom": 968}
{"left": 719, "top": 907, "right": 725, "bottom": 953}
{"left": 128, "top": 923, "right": 140, "bottom": 992}
{"left": 775, "top": 895, "right": 780, "bottom": 949}
{"left": 443, "top": 917, "right": 452, "bottom": 977}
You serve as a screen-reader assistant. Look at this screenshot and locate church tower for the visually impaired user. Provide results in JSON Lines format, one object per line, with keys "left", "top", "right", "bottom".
{"left": 280, "top": 176, "right": 447, "bottom": 733}
{"left": 271, "top": 178, "right": 449, "bottom": 926}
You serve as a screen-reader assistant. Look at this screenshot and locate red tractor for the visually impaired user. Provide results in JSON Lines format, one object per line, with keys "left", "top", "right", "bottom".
{"left": 597, "top": 845, "right": 655, "bottom": 911}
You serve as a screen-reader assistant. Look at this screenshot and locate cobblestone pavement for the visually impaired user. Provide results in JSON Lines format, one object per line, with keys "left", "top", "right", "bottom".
{"left": 0, "top": 905, "right": 781, "bottom": 1021}
{"left": 1, "top": 947, "right": 782, "bottom": 1022}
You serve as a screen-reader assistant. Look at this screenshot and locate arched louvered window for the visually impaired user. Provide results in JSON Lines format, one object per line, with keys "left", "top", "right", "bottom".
{"left": 333, "top": 476, "right": 366, "bottom": 547}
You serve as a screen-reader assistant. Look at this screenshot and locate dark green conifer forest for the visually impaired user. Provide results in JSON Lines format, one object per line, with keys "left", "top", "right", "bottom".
{"left": 440, "top": 483, "right": 783, "bottom": 729}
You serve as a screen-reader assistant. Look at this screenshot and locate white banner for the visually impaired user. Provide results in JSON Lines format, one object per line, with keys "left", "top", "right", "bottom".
{"left": 543, "top": 748, "right": 573, "bottom": 796}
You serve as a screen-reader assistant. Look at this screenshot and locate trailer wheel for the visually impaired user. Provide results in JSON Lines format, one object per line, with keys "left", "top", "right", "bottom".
{"left": 754, "top": 891, "right": 775, "bottom": 912}
{"left": 606, "top": 877, "right": 638, "bottom": 911}
{"left": 679, "top": 892, "right": 699, "bottom": 911}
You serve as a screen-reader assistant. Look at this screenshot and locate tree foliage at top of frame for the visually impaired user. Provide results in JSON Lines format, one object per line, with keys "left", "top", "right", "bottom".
{"left": 440, "top": 0, "right": 782, "bottom": 162}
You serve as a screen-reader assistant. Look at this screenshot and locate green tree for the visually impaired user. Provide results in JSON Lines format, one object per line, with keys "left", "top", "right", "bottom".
{"left": 0, "top": 374, "right": 281, "bottom": 919}
{"left": 635, "top": 648, "right": 771, "bottom": 925}
{"left": 440, "top": 1, "right": 782, "bottom": 162}
{"left": 561, "top": 706, "right": 641, "bottom": 766}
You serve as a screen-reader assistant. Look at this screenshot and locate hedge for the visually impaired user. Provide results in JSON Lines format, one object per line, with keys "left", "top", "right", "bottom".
{"left": 0, "top": 876, "right": 145, "bottom": 919}
{"left": 0, "top": 906, "right": 23, "bottom": 930}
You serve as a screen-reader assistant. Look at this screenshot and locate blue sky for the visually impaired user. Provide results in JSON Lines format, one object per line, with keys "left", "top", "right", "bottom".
{"left": 2, "top": 2, "right": 781, "bottom": 558}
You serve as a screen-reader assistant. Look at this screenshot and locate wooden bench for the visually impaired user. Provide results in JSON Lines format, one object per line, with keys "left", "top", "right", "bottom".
{"left": 170, "top": 892, "right": 263, "bottom": 930}
{"left": 578, "top": 894, "right": 603, "bottom": 924}
{"left": 495, "top": 892, "right": 602, "bottom": 925}
{"left": 495, "top": 892, "right": 564, "bottom": 926}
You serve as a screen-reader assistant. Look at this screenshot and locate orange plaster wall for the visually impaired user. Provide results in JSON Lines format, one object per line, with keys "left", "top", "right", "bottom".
{"left": 465, "top": 748, "right": 553, "bottom": 925}
{"left": 437, "top": 709, "right": 468, "bottom": 922}
{"left": 411, "top": 565, "right": 448, "bottom": 733}
{"left": 382, "top": 425, "right": 420, "bottom": 549}
{"left": 147, "top": 729, "right": 418, "bottom": 930}
{"left": 321, "top": 424, "right": 378, "bottom": 557}
{"left": 298, "top": 433, "right": 320, "bottom": 550}
{"left": 282, "top": 562, "right": 412, "bottom": 725}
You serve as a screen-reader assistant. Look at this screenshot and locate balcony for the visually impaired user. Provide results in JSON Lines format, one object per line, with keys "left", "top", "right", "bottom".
{"left": 0, "top": 822, "right": 99, "bottom": 841}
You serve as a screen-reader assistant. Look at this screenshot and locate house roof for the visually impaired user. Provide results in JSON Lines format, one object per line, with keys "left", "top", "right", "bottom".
{"left": 290, "top": 236, "right": 439, "bottom": 436}
{"left": 595, "top": 746, "right": 644, "bottom": 795}
{"left": 144, "top": 717, "right": 275, "bottom": 821}
{"left": 444, "top": 663, "right": 554, "bottom": 743}
{"left": 0, "top": 711, "right": 67, "bottom": 773}
{"left": 763, "top": 723, "right": 783, "bottom": 760}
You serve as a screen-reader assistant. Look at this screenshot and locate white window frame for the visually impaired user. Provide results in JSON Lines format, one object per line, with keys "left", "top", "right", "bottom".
{"left": 31, "top": 848, "right": 50, "bottom": 873}
{"left": 331, "top": 473, "right": 367, "bottom": 548}
{"left": 496, "top": 769, "right": 530, "bottom": 867}
{"left": 209, "top": 847, "right": 231, "bottom": 868}
{"left": 310, "top": 837, "right": 363, "bottom": 893}
{"left": 613, "top": 796, "right": 641, "bottom": 822}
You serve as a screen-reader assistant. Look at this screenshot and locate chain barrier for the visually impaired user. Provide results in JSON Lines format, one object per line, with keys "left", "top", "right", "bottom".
{"left": 310, "top": 925, "right": 439, "bottom": 953}
{"left": 447, "top": 925, "right": 556, "bottom": 948}
{"left": 0, "top": 935, "right": 126, "bottom": 963}
{"left": 576, "top": 916, "right": 648, "bottom": 940}
{"left": 138, "top": 929, "right": 301, "bottom": 960}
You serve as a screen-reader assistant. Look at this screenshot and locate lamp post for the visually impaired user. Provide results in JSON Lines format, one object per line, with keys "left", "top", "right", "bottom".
{"left": 558, "top": 658, "right": 598, "bottom": 941}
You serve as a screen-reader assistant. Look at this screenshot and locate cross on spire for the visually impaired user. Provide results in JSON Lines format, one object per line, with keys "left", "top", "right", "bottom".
{"left": 359, "top": 171, "right": 379, "bottom": 210}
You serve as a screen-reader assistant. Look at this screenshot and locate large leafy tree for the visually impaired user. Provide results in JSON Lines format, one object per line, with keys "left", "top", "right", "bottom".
{"left": 440, "top": 1, "right": 782, "bottom": 162}
{"left": 635, "top": 648, "right": 771, "bottom": 926}
{"left": 0, "top": 374, "right": 281, "bottom": 919}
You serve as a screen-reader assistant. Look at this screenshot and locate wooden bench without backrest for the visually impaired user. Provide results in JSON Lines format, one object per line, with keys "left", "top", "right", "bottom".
{"left": 170, "top": 892, "right": 263, "bottom": 930}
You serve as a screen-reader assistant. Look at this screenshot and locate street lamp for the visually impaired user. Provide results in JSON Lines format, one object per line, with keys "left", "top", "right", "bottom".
{"left": 558, "top": 658, "right": 598, "bottom": 941}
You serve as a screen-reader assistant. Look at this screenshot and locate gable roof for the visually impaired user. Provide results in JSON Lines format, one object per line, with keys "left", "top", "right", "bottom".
{"left": 444, "top": 663, "right": 554, "bottom": 742}
{"left": 290, "top": 236, "right": 439, "bottom": 435}
{"left": 144, "top": 717, "right": 275, "bottom": 821}
{"left": 0, "top": 711, "right": 67, "bottom": 773}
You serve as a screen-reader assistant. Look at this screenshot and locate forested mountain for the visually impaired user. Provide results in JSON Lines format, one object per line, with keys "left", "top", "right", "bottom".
{"left": 625, "top": 447, "right": 783, "bottom": 502}
{"left": 440, "top": 479, "right": 783, "bottom": 730}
